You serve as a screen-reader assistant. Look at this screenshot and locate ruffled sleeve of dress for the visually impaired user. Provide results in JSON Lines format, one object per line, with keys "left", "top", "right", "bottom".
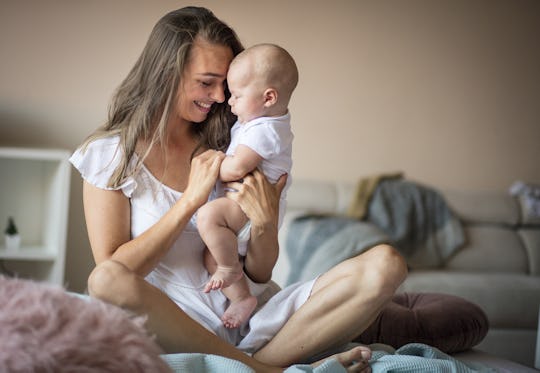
{"left": 69, "top": 135, "right": 137, "bottom": 198}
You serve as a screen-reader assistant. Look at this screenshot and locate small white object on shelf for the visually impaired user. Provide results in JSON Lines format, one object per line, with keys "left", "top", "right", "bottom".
{"left": 4, "top": 217, "right": 20, "bottom": 252}
{"left": 0, "top": 147, "right": 71, "bottom": 285}
{"left": 4, "top": 234, "right": 20, "bottom": 252}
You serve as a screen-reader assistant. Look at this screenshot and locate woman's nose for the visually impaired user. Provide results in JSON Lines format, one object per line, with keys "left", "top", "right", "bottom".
{"left": 211, "top": 85, "right": 226, "bottom": 103}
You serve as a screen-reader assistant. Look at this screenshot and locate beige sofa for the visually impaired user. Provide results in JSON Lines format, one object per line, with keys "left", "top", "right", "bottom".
{"left": 273, "top": 178, "right": 540, "bottom": 368}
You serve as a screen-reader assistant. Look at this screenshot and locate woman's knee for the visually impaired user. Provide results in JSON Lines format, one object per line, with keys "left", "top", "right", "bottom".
{"left": 87, "top": 260, "right": 132, "bottom": 303}
{"left": 366, "top": 244, "right": 408, "bottom": 290}
{"left": 343, "top": 244, "right": 407, "bottom": 297}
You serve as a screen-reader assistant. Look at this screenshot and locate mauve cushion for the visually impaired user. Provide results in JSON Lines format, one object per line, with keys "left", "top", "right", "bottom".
{"left": 355, "top": 292, "right": 489, "bottom": 353}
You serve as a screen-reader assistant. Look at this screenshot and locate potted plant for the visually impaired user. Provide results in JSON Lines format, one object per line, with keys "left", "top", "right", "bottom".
{"left": 4, "top": 217, "right": 20, "bottom": 251}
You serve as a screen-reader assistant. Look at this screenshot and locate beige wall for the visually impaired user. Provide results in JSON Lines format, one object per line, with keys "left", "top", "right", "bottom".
{"left": 1, "top": 0, "right": 539, "bottom": 292}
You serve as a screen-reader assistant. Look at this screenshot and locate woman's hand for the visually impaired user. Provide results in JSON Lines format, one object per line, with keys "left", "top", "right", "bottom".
{"left": 224, "top": 169, "right": 287, "bottom": 227}
{"left": 183, "top": 149, "right": 225, "bottom": 209}
{"left": 224, "top": 169, "right": 287, "bottom": 283}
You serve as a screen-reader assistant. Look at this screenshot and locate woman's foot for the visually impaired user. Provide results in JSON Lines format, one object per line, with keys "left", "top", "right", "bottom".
{"left": 313, "top": 345, "right": 372, "bottom": 373}
{"left": 204, "top": 264, "right": 243, "bottom": 293}
{"left": 221, "top": 295, "right": 258, "bottom": 328}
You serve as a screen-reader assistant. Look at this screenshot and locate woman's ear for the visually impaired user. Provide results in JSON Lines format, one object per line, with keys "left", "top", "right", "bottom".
{"left": 263, "top": 88, "right": 278, "bottom": 107}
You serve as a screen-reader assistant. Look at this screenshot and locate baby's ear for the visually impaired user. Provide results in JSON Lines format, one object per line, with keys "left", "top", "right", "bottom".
{"left": 263, "top": 88, "right": 278, "bottom": 107}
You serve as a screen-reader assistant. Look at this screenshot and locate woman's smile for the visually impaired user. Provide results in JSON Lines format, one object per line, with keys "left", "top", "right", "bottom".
{"left": 195, "top": 100, "right": 213, "bottom": 113}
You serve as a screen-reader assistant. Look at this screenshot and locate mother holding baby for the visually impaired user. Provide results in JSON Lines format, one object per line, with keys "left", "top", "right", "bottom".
{"left": 70, "top": 6, "right": 407, "bottom": 373}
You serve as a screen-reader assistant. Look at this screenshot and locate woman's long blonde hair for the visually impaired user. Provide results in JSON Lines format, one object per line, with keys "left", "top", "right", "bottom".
{"left": 82, "top": 7, "right": 243, "bottom": 188}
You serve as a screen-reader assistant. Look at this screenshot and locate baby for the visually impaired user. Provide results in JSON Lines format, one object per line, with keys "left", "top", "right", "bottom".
{"left": 197, "top": 43, "right": 298, "bottom": 328}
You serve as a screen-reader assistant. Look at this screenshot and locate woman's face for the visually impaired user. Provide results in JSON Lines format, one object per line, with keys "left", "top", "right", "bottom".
{"left": 176, "top": 38, "right": 234, "bottom": 124}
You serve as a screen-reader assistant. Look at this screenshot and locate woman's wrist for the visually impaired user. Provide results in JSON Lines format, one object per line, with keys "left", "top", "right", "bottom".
{"left": 250, "top": 219, "right": 278, "bottom": 240}
{"left": 179, "top": 193, "right": 203, "bottom": 216}
{"left": 246, "top": 218, "right": 279, "bottom": 283}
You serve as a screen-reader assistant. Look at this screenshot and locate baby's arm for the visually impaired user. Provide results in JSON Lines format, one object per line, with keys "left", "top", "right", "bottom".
{"left": 220, "top": 145, "right": 263, "bottom": 182}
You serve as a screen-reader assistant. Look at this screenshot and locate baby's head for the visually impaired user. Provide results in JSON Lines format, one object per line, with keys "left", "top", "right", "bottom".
{"left": 227, "top": 43, "right": 298, "bottom": 123}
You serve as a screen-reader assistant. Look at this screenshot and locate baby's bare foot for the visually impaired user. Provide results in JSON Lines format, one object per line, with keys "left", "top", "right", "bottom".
{"left": 204, "top": 265, "right": 243, "bottom": 293}
{"left": 221, "top": 295, "right": 258, "bottom": 328}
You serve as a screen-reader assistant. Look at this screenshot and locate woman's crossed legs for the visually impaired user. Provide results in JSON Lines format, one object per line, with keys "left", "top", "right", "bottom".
{"left": 253, "top": 244, "right": 407, "bottom": 367}
{"left": 87, "top": 243, "right": 406, "bottom": 372}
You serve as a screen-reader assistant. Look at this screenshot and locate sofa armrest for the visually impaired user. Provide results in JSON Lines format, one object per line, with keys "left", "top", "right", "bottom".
{"left": 519, "top": 229, "right": 540, "bottom": 275}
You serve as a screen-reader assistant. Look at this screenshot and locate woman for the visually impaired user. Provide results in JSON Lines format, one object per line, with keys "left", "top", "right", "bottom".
{"left": 72, "top": 6, "right": 407, "bottom": 373}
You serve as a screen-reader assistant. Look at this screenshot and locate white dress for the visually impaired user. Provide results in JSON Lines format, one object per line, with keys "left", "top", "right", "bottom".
{"left": 70, "top": 135, "right": 315, "bottom": 354}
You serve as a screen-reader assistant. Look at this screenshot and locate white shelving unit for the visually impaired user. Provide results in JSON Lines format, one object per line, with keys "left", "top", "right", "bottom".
{"left": 0, "top": 147, "right": 71, "bottom": 285}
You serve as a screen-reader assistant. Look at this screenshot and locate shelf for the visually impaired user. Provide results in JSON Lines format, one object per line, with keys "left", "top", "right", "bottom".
{"left": 0, "top": 147, "right": 71, "bottom": 161}
{"left": 0, "top": 147, "right": 71, "bottom": 284}
{"left": 0, "top": 246, "right": 58, "bottom": 261}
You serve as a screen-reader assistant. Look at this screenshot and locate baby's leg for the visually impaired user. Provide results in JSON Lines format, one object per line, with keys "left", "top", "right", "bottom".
{"left": 197, "top": 197, "right": 248, "bottom": 292}
{"left": 221, "top": 272, "right": 258, "bottom": 328}
{"left": 203, "top": 248, "right": 257, "bottom": 328}
{"left": 203, "top": 248, "right": 257, "bottom": 327}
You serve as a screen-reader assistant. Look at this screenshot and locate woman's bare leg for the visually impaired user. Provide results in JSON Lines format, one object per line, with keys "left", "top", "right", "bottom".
{"left": 87, "top": 260, "right": 374, "bottom": 372}
{"left": 88, "top": 260, "right": 278, "bottom": 372}
{"left": 253, "top": 244, "right": 408, "bottom": 367}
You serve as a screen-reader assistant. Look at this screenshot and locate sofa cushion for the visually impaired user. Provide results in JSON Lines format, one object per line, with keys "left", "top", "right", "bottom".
{"left": 287, "top": 180, "right": 339, "bottom": 213}
{"left": 519, "top": 228, "right": 540, "bottom": 275}
{"left": 355, "top": 292, "right": 489, "bottom": 353}
{"left": 442, "top": 190, "right": 520, "bottom": 226}
{"left": 446, "top": 225, "right": 528, "bottom": 273}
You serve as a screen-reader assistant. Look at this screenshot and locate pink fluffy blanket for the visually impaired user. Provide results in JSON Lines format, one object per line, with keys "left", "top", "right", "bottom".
{"left": 0, "top": 275, "right": 171, "bottom": 372}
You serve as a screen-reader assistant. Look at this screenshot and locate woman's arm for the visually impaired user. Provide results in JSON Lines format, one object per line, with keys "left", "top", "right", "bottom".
{"left": 224, "top": 170, "right": 287, "bottom": 283}
{"left": 83, "top": 149, "right": 224, "bottom": 276}
{"left": 220, "top": 145, "right": 263, "bottom": 182}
